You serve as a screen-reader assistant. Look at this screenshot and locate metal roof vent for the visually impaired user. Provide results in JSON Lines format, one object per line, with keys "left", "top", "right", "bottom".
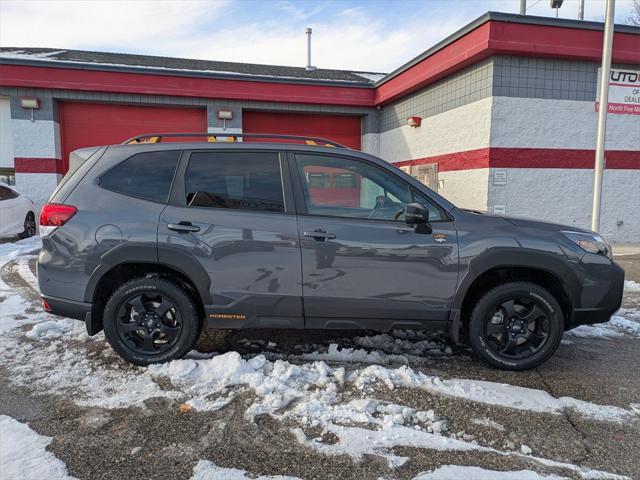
{"left": 305, "top": 28, "right": 316, "bottom": 71}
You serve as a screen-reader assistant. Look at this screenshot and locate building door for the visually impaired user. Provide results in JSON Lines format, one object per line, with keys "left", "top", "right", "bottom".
{"left": 400, "top": 164, "right": 439, "bottom": 191}
{"left": 416, "top": 164, "right": 439, "bottom": 191}
{"left": 242, "top": 111, "right": 362, "bottom": 150}
{"left": 59, "top": 102, "right": 207, "bottom": 174}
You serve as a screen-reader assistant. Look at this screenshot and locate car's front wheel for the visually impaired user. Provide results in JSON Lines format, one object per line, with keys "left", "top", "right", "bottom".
{"left": 103, "top": 277, "right": 201, "bottom": 365}
{"left": 18, "top": 212, "right": 36, "bottom": 238}
{"left": 469, "top": 282, "right": 564, "bottom": 370}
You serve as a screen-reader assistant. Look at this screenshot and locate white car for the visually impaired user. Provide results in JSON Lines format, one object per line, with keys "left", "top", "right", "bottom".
{"left": 0, "top": 182, "right": 37, "bottom": 238}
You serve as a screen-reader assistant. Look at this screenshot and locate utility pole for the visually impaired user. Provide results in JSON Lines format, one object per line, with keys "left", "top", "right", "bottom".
{"left": 520, "top": 0, "right": 526, "bottom": 15}
{"left": 578, "top": 0, "right": 585, "bottom": 20}
{"left": 591, "top": 0, "right": 615, "bottom": 232}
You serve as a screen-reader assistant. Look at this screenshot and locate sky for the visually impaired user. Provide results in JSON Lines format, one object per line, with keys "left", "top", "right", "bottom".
{"left": 0, "top": 0, "right": 637, "bottom": 73}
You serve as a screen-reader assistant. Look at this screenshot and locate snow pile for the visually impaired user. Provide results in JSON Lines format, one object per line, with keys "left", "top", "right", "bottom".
{"left": 26, "top": 318, "right": 85, "bottom": 340}
{"left": 301, "top": 343, "right": 409, "bottom": 364}
{"left": 624, "top": 280, "right": 640, "bottom": 292}
{"left": 567, "top": 311, "right": 640, "bottom": 339}
{"left": 354, "top": 330, "right": 452, "bottom": 356}
{"left": 412, "top": 465, "right": 565, "bottom": 479}
{"left": 0, "top": 415, "right": 77, "bottom": 480}
{"left": 352, "top": 365, "right": 638, "bottom": 423}
{"left": 0, "top": 236, "right": 42, "bottom": 260}
{"left": 294, "top": 422, "right": 488, "bottom": 468}
{"left": 190, "top": 461, "right": 301, "bottom": 480}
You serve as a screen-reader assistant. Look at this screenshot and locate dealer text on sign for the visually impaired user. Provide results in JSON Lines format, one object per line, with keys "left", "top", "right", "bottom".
{"left": 596, "top": 68, "right": 640, "bottom": 115}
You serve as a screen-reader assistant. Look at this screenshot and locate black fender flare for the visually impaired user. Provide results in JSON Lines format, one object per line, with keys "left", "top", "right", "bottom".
{"left": 448, "top": 247, "right": 580, "bottom": 341}
{"left": 84, "top": 243, "right": 212, "bottom": 304}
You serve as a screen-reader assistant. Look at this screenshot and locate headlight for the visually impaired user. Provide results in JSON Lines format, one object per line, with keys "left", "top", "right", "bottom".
{"left": 562, "top": 231, "right": 612, "bottom": 259}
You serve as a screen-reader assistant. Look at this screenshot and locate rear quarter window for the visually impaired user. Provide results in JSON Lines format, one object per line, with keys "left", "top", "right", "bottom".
{"left": 99, "top": 151, "right": 180, "bottom": 203}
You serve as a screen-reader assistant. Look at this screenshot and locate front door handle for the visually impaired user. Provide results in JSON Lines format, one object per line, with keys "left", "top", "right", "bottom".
{"left": 303, "top": 229, "right": 336, "bottom": 241}
{"left": 168, "top": 222, "right": 200, "bottom": 233}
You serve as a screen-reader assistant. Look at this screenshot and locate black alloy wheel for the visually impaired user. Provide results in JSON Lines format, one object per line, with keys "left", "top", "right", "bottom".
{"left": 19, "top": 212, "right": 37, "bottom": 238}
{"left": 103, "top": 277, "right": 200, "bottom": 365}
{"left": 483, "top": 297, "right": 550, "bottom": 359}
{"left": 469, "top": 281, "right": 564, "bottom": 370}
{"left": 116, "top": 292, "right": 182, "bottom": 355}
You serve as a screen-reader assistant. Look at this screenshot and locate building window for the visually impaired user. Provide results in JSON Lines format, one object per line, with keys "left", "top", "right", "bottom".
{"left": 0, "top": 168, "right": 15, "bottom": 186}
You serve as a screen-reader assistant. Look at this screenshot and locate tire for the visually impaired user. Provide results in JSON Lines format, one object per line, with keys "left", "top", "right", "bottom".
{"left": 18, "top": 212, "right": 36, "bottom": 239}
{"left": 103, "top": 277, "right": 201, "bottom": 366}
{"left": 468, "top": 281, "right": 564, "bottom": 371}
{"left": 195, "top": 328, "right": 233, "bottom": 353}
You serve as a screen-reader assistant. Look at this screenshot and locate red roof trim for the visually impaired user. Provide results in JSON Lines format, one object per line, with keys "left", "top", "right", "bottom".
{"left": 1, "top": 20, "right": 638, "bottom": 107}
{"left": 375, "top": 21, "right": 640, "bottom": 105}
{"left": 0, "top": 64, "right": 375, "bottom": 107}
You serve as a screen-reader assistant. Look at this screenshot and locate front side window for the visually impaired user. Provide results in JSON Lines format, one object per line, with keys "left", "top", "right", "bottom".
{"left": 185, "top": 151, "right": 284, "bottom": 213}
{"left": 295, "top": 154, "right": 447, "bottom": 222}
{"left": 99, "top": 151, "right": 180, "bottom": 203}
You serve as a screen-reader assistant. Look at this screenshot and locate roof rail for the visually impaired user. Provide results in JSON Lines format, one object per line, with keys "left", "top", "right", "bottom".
{"left": 121, "top": 132, "right": 345, "bottom": 148}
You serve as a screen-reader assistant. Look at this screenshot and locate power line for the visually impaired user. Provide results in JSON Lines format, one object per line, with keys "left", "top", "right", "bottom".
{"left": 526, "top": 0, "right": 544, "bottom": 12}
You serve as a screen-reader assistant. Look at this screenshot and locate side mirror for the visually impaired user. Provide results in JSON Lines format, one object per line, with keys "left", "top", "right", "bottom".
{"left": 404, "top": 203, "right": 432, "bottom": 234}
{"left": 404, "top": 202, "right": 427, "bottom": 225}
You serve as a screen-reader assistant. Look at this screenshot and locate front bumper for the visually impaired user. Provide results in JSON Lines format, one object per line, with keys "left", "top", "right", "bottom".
{"left": 567, "top": 260, "right": 625, "bottom": 328}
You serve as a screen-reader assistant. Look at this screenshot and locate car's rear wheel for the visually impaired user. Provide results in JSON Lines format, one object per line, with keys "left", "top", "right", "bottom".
{"left": 103, "top": 277, "right": 200, "bottom": 365}
{"left": 18, "top": 212, "right": 36, "bottom": 238}
{"left": 469, "top": 282, "right": 564, "bottom": 370}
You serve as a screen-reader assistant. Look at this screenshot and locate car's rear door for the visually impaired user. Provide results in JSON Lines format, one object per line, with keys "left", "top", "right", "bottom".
{"left": 159, "top": 148, "right": 303, "bottom": 328}
{"left": 0, "top": 186, "right": 22, "bottom": 235}
{"left": 288, "top": 151, "right": 459, "bottom": 330}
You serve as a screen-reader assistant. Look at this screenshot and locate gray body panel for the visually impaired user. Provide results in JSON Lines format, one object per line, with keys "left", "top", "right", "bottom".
{"left": 298, "top": 215, "right": 458, "bottom": 328}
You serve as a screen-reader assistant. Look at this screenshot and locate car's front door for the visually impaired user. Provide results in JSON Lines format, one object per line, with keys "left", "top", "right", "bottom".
{"left": 289, "top": 152, "right": 459, "bottom": 330}
{"left": 159, "top": 149, "right": 303, "bottom": 329}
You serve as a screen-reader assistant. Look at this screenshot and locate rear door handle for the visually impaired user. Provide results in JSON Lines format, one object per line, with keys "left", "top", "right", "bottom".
{"left": 168, "top": 222, "right": 200, "bottom": 233}
{"left": 303, "top": 229, "right": 336, "bottom": 241}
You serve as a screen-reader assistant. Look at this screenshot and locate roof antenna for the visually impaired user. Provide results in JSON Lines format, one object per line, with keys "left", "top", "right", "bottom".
{"left": 305, "top": 28, "right": 316, "bottom": 71}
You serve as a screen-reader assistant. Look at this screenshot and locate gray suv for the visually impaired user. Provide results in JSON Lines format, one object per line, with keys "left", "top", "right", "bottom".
{"left": 37, "top": 133, "right": 625, "bottom": 370}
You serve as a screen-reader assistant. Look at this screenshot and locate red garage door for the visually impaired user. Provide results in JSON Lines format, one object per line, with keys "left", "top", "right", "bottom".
{"left": 242, "top": 111, "right": 361, "bottom": 150}
{"left": 59, "top": 102, "right": 207, "bottom": 173}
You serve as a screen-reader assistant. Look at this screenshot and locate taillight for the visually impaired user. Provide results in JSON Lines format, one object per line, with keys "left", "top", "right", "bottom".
{"left": 39, "top": 203, "right": 77, "bottom": 236}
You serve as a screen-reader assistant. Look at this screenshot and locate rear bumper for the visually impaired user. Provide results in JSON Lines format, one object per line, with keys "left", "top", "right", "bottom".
{"left": 42, "top": 294, "right": 91, "bottom": 321}
{"left": 567, "top": 260, "right": 625, "bottom": 328}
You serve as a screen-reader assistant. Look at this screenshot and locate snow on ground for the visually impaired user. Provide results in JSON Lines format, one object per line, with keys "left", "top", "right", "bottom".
{"left": 566, "top": 311, "right": 640, "bottom": 339}
{"left": 0, "top": 238, "right": 637, "bottom": 479}
{"left": 412, "top": 465, "right": 566, "bottom": 479}
{"left": 0, "top": 415, "right": 77, "bottom": 480}
{"left": 0, "top": 236, "right": 42, "bottom": 260}
{"left": 624, "top": 280, "right": 640, "bottom": 292}
{"left": 190, "top": 460, "right": 301, "bottom": 480}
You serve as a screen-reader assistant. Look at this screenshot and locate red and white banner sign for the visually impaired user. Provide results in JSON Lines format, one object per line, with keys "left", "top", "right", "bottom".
{"left": 596, "top": 68, "right": 640, "bottom": 115}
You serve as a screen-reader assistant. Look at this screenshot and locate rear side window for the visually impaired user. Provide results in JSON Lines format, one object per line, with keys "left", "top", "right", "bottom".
{"left": 0, "top": 186, "right": 18, "bottom": 200}
{"left": 99, "top": 151, "right": 180, "bottom": 203}
{"left": 184, "top": 151, "right": 284, "bottom": 213}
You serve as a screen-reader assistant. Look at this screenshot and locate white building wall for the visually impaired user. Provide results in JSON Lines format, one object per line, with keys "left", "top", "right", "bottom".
{"left": 11, "top": 119, "right": 61, "bottom": 159}
{"left": 380, "top": 97, "right": 492, "bottom": 161}
{"left": 0, "top": 97, "right": 13, "bottom": 169}
{"left": 489, "top": 168, "right": 640, "bottom": 242}
{"left": 12, "top": 119, "right": 62, "bottom": 207}
{"left": 488, "top": 96, "right": 640, "bottom": 243}
{"left": 440, "top": 169, "right": 490, "bottom": 210}
{"left": 490, "top": 96, "right": 640, "bottom": 150}
{"left": 379, "top": 98, "right": 492, "bottom": 211}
